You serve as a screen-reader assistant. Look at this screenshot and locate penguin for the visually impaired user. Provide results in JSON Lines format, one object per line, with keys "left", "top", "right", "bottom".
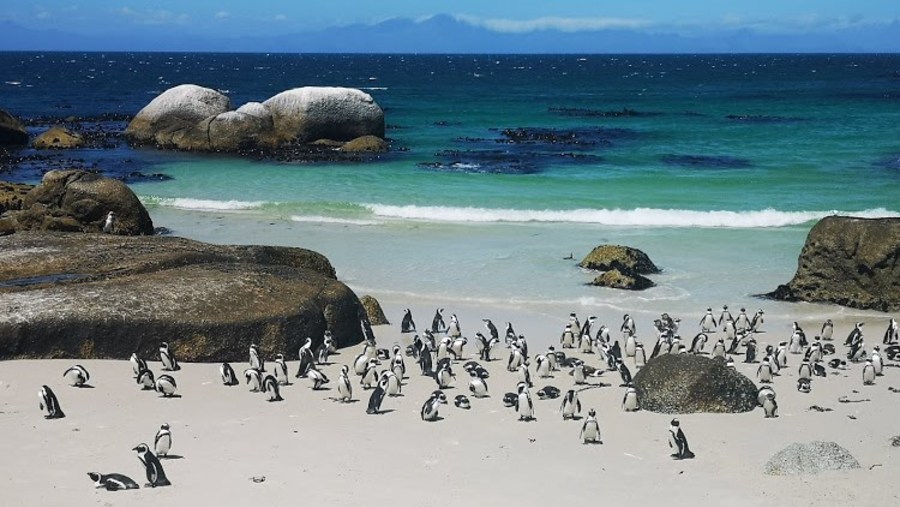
{"left": 798, "top": 360, "right": 812, "bottom": 381}
{"left": 845, "top": 322, "right": 864, "bottom": 347}
{"left": 537, "top": 385, "right": 561, "bottom": 400}
{"left": 244, "top": 368, "right": 262, "bottom": 392}
{"left": 38, "top": 385, "right": 65, "bottom": 419}
{"left": 762, "top": 392, "right": 778, "bottom": 418}
{"left": 154, "top": 374, "right": 177, "bottom": 397}
{"left": 450, "top": 336, "right": 468, "bottom": 359}
{"left": 307, "top": 366, "right": 330, "bottom": 390}
{"left": 295, "top": 338, "right": 314, "bottom": 378}
{"left": 533, "top": 354, "right": 552, "bottom": 378}
{"left": 580, "top": 409, "right": 602, "bottom": 444}
{"left": 468, "top": 370, "right": 489, "bottom": 398}
{"left": 87, "top": 472, "right": 139, "bottom": 491}
{"left": 418, "top": 345, "right": 434, "bottom": 376}
{"left": 63, "top": 364, "right": 90, "bottom": 387}
{"left": 137, "top": 369, "right": 155, "bottom": 390}
{"left": 718, "top": 305, "right": 733, "bottom": 327}
{"left": 579, "top": 332, "right": 594, "bottom": 354}
{"left": 517, "top": 364, "right": 533, "bottom": 388}
{"left": 806, "top": 341, "right": 823, "bottom": 364}
{"left": 757, "top": 386, "right": 776, "bottom": 406}
{"left": 366, "top": 377, "right": 388, "bottom": 414}
{"left": 622, "top": 387, "right": 639, "bottom": 411}
{"left": 249, "top": 343, "right": 264, "bottom": 371}
{"left": 775, "top": 342, "right": 788, "bottom": 369}
{"left": 750, "top": 310, "right": 765, "bottom": 332}
{"left": 722, "top": 319, "right": 737, "bottom": 341}
{"left": 262, "top": 374, "right": 283, "bottom": 401}
{"left": 711, "top": 339, "right": 726, "bottom": 359}
{"left": 420, "top": 391, "right": 448, "bottom": 421}
{"left": 828, "top": 358, "right": 848, "bottom": 370}
{"left": 401, "top": 308, "right": 416, "bottom": 333}
{"left": 618, "top": 361, "right": 633, "bottom": 387}
{"left": 132, "top": 443, "right": 170, "bottom": 487}
{"left": 514, "top": 382, "right": 535, "bottom": 421}
{"left": 788, "top": 329, "right": 804, "bottom": 355}
{"left": 560, "top": 324, "right": 575, "bottom": 349}
{"left": 316, "top": 332, "right": 334, "bottom": 365}
{"left": 735, "top": 308, "right": 750, "bottom": 332}
{"left": 507, "top": 345, "right": 526, "bottom": 372}
{"left": 502, "top": 392, "right": 519, "bottom": 407}
{"left": 560, "top": 389, "right": 581, "bottom": 420}
{"left": 159, "top": 342, "right": 180, "bottom": 371}
{"left": 797, "top": 377, "right": 811, "bottom": 393}
{"left": 378, "top": 369, "right": 399, "bottom": 396}
{"left": 862, "top": 359, "right": 876, "bottom": 385}
{"left": 700, "top": 308, "right": 716, "bottom": 333}
{"left": 220, "top": 362, "right": 239, "bottom": 386}
{"left": 337, "top": 365, "right": 353, "bottom": 402}
{"left": 454, "top": 394, "right": 471, "bottom": 409}
{"left": 353, "top": 348, "right": 371, "bottom": 376}
{"left": 871, "top": 347, "right": 884, "bottom": 376}
{"left": 820, "top": 319, "right": 834, "bottom": 341}
{"left": 130, "top": 353, "right": 147, "bottom": 378}
{"left": 884, "top": 318, "right": 898, "bottom": 344}
{"left": 634, "top": 343, "right": 647, "bottom": 369}
{"left": 572, "top": 363, "right": 587, "bottom": 385}
{"left": 689, "top": 333, "right": 708, "bottom": 355}
{"left": 480, "top": 318, "right": 499, "bottom": 343}
{"left": 624, "top": 334, "right": 637, "bottom": 358}
{"left": 848, "top": 339, "right": 866, "bottom": 362}
{"left": 447, "top": 314, "right": 462, "bottom": 338}
{"left": 360, "top": 358, "right": 380, "bottom": 389}
{"left": 273, "top": 353, "right": 291, "bottom": 385}
{"left": 154, "top": 423, "right": 172, "bottom": 458}
{"left": 432, "top": 308, "right": 446, "bottom": 333}
{"left": 435, "top": 362, "right": 455, "bottom": 389}
{"left": 757, "top": 358, "right": 773, "bottom": 383}
{"left": 813, "top": 361, "right": 827, "bottom": 377}
{"left": 668, "top": 418, "right": 694, "bottom": 460}
{"left": 621, "top": 314, "right": 636, "bottom": 336}
{"left": 102, "top": 211, "right": 117, "bottom": 233}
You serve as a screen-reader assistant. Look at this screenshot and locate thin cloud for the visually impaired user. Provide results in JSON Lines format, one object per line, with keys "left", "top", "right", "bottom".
{"left": 214, "top": 11, "right": 230, "bottom": 20}
{"left": 455, "top": 15, "right": 651, "bottom": 33}
{"left": 117, "top": 7, "right": 189, "bottom": 25}
{"left": 274, "top": 14, "right": 288, "bottom": 22}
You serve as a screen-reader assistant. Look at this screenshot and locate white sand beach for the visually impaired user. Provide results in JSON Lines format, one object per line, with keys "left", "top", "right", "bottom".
{"left": 1, "top": 302, "right": 897, "bottom": 507}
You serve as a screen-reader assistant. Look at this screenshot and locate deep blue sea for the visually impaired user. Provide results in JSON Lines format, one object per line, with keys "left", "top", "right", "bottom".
{"left": 2, "top": 52, "right": 899, "bottom": 331}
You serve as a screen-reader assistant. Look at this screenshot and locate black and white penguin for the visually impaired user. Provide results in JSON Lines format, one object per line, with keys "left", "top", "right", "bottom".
{"left": 262, "top": 374, "right": 283, "bottom": 401}
{"left": 618, "top": 361, "right": 633, "bottom": 387}
{"left": 366, "top": 377, "right": 388, "bottom": 414}
{"left": 871, "top": 347, "right": 884, "bottom": 376}
{"left": 295, "top": 338, "right": 314, "bottom": 378}
{"left": 798, "top": 360, "right": 812, "bottom": 381}
{"left": 468, "top": 370, "right": 489, "bottom": 398}
{"left": 307, "top": 366, "right": 330, "bottom": 390}
{"left": 884, "top": 318, "right": 898, "bottom": 345}
{"left": 517, "top": 364, "right": 533, "bottom": 388}
{"left": 571, "top": 362, "right": 587, "bottom": 385}
{"left": 38, "top": 385, "right": 65, "bottom": 419}
{"left": 421, "top": 391, "right": 448, "bottom": 421}
{"left": 845, "top": 322, "right": 864, "bottom": 347}
{"left": 762, "top": 392, "right": 778, "bottom": 418}
{"left": 718, "top": 305, "right": 733, "bottom": 327}
{"left": 711, "top": 339, "right": 726, "bottom": 359}
{"left": 689, "top": 333, "right": 708, "bottom": 354}
{"left": 820, "top": 319, "right": 834, "bottom": 341}
{"left": 447, "top": 313, "right": 462, "bottom": 338}
{"left": 130, "top": 353, "right": 147, "bottom": 378}
{"left": 668, "top": 418, "right": 694, "bottom": 460}
{"left": 87, "top": 472, "right": 139, "bottom": 491}
{"left": 244, "top": 368, "right": 262, "bottom": 392}
{"left": 580, "top": 409, "right": 602, "bottom": 444}
{"left": 273, "top": 353, "right": 290, "bottom": 385}
{"left": 757, "top": 358, "right": 773, "bottom": 384}
{"left": 315, "top": 331, "right": 334, "bottom": 364}
{"left": 750, "top": 310, "right": 765, "bottom": 332}
{"left": 621, "top": 314, "right": 636, "bottom": 336}
{"left": 154, "top": 423, "right": 172, "bottom": 458}
{"left": 797, "top": 378, "right": 811, "bottom": 393}
{"left": 155, "top": 374, "right": 178, "bottom": 397}
{"left": 848, "top": 338, "right": 866, "bottom": 362}
{"left": 722, "top": 319, "right": 737, "bottom": 341}
{"left": 515, "top": 382, "right": 535, "bottom": 421}
{"left": 132, "top": 443, "right": 171, "bottom": 487}
{"left": 560, "top": 324, "right": 575, "bottom": 349}
{"left": 536, "top": 385, "right": 561, "bottom": 400}
{"left": 401, "top": 308, "right": 416, "bottom": 333}
{"left": 418, "top": 344, "right": 434, "bottom": 376}
{"left": 102, "top": 211, "right": 117, "bottom": 233}
{"left": 454, "top": 394, "right": 471, "bottom": 409}
{"left": 634, "top": 343, "right": 647, "bottom": 369}
{"left": 622, "top": 387, "right": 639, "bottom": 411}
{"left": 813, "top": 361, "right": 827, "bottom": 377}
{"left": 63, "top": 364, "right": 90, "bottom": 387}
{"left": 360, "top": 358, "right": 380, "bottom": 389}
{"left": 435, "top": 362, "right": 455, "bottom": 389}
{"left": 700, "top": 308, "right": 716, "bottom": 333}
{"left": 623, "top": 333, "right": 637, "bottom": 358}
{"left": 432, "top": 308, "right": 446, "bottom": 333}
{"left": 735, "top": 308, "right": 750, "bottom": 332}
{"left": 337, "top": 365, "right": 353, "bottom": 402}
{"left": 379, "top": 369, "right": 400, "bottom": 396}
{"left": 757, "top": 386, "right": 776, "bottom": 406}
{"left": 579, "top": 332, "right": 594, "bottom": 354}
{"left": 249, "top": 343, "right": 264, "bottom": 372}
{"left": 220, "top": 362, "right": 239, "bottom": 386}
{"left": 560, "top": 389, "right": 581, "bottom": 420}
{"left": 159, "top": 342, "right": 180, "bottom": 371}
{"left": 862, "top": 359, "right": 876, "bottom": 385}
{"left": 507, "top": 345, "right": 526, "bottom": 372}
{"left": 137, "top": 369, "right": 155, "bottom": 390}
{"left": 744, "top": 338, "right": 758, "bottom": 363}
{"left": 502, "top": 392, "right": 519, "bottom": 407}
{"left": 450, "top": 336, "right": 468, "bottom": 359}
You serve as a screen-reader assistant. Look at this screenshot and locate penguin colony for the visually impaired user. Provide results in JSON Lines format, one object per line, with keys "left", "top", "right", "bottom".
{"left": 35, "top": 307, "right": 899, "bottom": 491}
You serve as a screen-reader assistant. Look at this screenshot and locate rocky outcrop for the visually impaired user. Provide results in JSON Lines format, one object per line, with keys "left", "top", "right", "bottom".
{"left": 125, "top": 84, "right": 386, "bottom": 155}
{"left": 33, "top": 127, "right": 84, "bottom": 149}
{"left": 579, "top": 244, "right": 660, "bottom": 273}
{"left": 0, "top": 181, "right": 33, "bottom": 214}
{"left": 767, "top": 216, "right": 900, "bottom": 311}
{"left": 590, "top": 268, "right": 655, "bottom": 290}
{"left": 2, "top": 170, "right": 153, "bottom": 235}
{"left": 0, "top": 232, "right": 365, "bottom": 361}
{"left": 360, "top": 295, "right": 390, "bottom": 325}
{"left": 633, "top": 354, "right": 758, "bottom": 413}
{"left": 764, "top": 442, "right": 860, "bottom": 475}
{"left": 0, "top": 109, "right": 28, "bottom": 146}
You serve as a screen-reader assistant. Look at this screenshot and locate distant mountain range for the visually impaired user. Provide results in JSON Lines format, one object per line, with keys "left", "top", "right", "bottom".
{"left": 2, "top": 14, "right": 899, "bottom": 53}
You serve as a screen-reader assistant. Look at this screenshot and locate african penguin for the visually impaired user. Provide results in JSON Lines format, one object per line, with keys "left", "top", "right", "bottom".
{"left": 366, "top": 377, "right": 388, "bottom": 414}
{"left": 454, "top": 394, "right": 471, "bottom": 409}
{"left": 154, "top": 423, "right": 172, "bottom": 457}
{"left": 560, "top": 389, "right": 581, "bottom": 420}
{"left": 63, "top": 364, "right": 90, "bottom": 387}
{"left": 137, "top": 369, "right": 155, "bottom": 390}
{"left": 220, "top": 362, "right": 239, "bottom": 386}
{"left": 262, "top": 374, "right": 283, "bottom": 401}
{"left": 154, "top": 374, "right": 178, "bottom": 397}
{"left": 515, "top": 382, "right": 535, "bottom": 421}
{"left": 87, "top": 472, "right": 139, "bottom": 491}
{"left": 159, "top": 342, "right": 180, "bottom": 371}
{"left": 132, "top": 443, "right": 170, "bottom": 487}
{"left": 401, "top": 308, "right": 416, "bottom": 333}
{"left": 337, "top": 365, "right": 353, "bottom": 402}
{"left": 420, "top": 391, "right": 448, "bottom": 421}
{"left": 668, "top": 418, "right": 694, "bottom": 460}
{"left": 580, "top": 409, "right": 602, "bottom": 444}
{"left": 38, "top": 385, "right": 65, "bottom": 419}
{"left": 244, "top": 368, "right": 262, "bottom": 392}
{"left": 622, "top": 387, "right": 639, "bottom": 412}
{"left": 762, "top": 392, "right": 778, "bottom": 418}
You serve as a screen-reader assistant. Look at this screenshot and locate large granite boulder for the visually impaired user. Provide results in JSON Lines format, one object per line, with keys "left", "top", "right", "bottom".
{"left": 360, "top": 294, "right": 390, "bottom": 325}
{"left": 0, "top": 181, "right": 33, "bottom": 214}
{"left": 764, "top": 442, "right": 861, "bottom": 475}
{"left": 633, "top": 354, "right": 758, "bottom": 413}
{"left": 339, "top": 135, "right": 389, "bottom": 153}
{"left": 590, "top": 268, "right": 655, "bottom": 290}
{"left": 6, "top": 170, "right": 154, "bottom": 235}
{"left": 0, "top": 232, "right": 366, "bottom": 361}
{"left": 33, "top": 127, "right": 84, "bottom": 149}
{"left": 125, "top": 84, "right": 232, "bottom": 146}
{"left": 579, "top": 244, "right": 660, "bottom": 274}
{"left": 767, "top": 216, "right": 900, "bottom": 311}
{"left": 263, "top": 87, "right": 385, "bottom": 143}
{"left": 0, "top": 109, "right": 28, "bottom": 146}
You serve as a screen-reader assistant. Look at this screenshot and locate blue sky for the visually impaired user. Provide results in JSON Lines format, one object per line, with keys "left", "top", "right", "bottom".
{"left": 7, "top": 1, "right": 898, "bottom": 36}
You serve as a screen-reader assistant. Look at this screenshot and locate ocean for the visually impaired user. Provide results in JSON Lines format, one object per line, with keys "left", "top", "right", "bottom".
{"left": 2, "top": 52, "right": 899, "bottom": 333}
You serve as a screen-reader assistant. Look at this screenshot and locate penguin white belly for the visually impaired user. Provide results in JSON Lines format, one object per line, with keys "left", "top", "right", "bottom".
{"left": 155, "top": 434, "right": 171, "bottom": 456}
{"left": 623, "top": 392, "right": 638, "bottom": 411}
{"left": 581, "top": 420, "right": 600, "bottom": 443}
{"left": 469, "top": 379, "right": 488, "bottom": 397}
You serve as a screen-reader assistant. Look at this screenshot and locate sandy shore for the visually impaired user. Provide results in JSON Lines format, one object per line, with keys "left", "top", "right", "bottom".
{"left": 1, "top": 302, "right": 898, "bottom": 507}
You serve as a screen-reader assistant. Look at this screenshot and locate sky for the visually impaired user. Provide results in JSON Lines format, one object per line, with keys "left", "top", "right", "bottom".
{"left": 2, "top": 1, "right": 899, "bottom": 52}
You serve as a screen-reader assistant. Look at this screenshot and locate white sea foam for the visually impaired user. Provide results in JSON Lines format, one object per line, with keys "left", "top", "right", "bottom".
{"left": 290, "top": 215, "right": 379, "bottom": 226}
{"left": 364, "top": 205, "right": 900, "bottom": 228}
{"left": 143, "top": 197, "right": 267, "bottom": 211}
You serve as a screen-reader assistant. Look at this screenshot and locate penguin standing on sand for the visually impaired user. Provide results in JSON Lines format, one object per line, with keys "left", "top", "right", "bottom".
{"left": 820, "top": 319, "right": 834, "bottom": 341}
{"left": 515, "top": 382, "right": 535, "bottom": 421}
{"left": 220, "top": 362, "right": 239, "bottom": 386}
{"left": 137, "top": 369, "right": 155, "bottom": 390}
{"left": 622, "top": 387, "right": 639, "bottom": 411}
{"left": 154, "top": 375, "right": 178, "bottom": 397}
{"left": 337, "top": 365, "right": 353, "bottom": 402}
{"left": 102, "top": 211, "right": 117, "bottom": 233}
{"left": 249, "top": 344, "right": 264, "bottom": 371}
{"left": 273, "top": 354, "right": 291, "bottom": 385}
{"left": 401, "top": 309, "right": 416, "bottom": 333}
{"left": 845, "top": 322, "right": 864, "bottom": 347}
{"left": 871, "top": 347, "right": 884, "bottom": 376}
{"left": 38, "top": 385, "right": 65, "bottom": 419}
{"left": 735, "top": 308, "right": 750, "bottom": 333}
{"left": 718, "top": 305, "right": 733, "bottom": 327}
{"left": 560, "top": 324, "right": 575, "bottom": 349}
{"left": 159, "top": 342, "right": 180, "bottom": 371}
{"left": 757, "top": 358, "right": 773, "bottom": 383}
{"left": 580, "top": 409, "right": 602, "bottom": 444}
{"left": 862, "top": 359, "right": 876, "bottom": 385}
{"left": 432, "top": 308, "right": 445, "bottom": 333}
{"left": 560, "top": 389, "right": 581, "bottom": 420}
{"left": 295, "top": 338, "right": 314, "bottom": 378}
{"left": 262, "top": 374, "right": 283, "bottom": 401}
{"left": 618, "top": 361, "right": 633, "bottom": 387}
{"left": 420, "top": 391, "right": 448, "bottom": 421}
{"left": 535, "top": 354, "right": 552, "bottom": 378}
{"left": 700, "top": 308, "right": 716, "bottom": 333}
{"left": 621, "top": 314, "right": 636, "bottom": 336}
{"left": 884, "top": 318, "right": 898, "bottom": 345}
{"left": 762, "top": 392, "right": 778, "bottom": 418}
{"left": 798, "top": 360, "right": 812, "bottom": 381}
{"left": 244, "top": 368, "right": 261, "bottom": 392}
{"left": 154, "top": 423, "right": 172, "bottom": 457}
{"left": 130, "top": 353, "right": 147, "bottom": 378}
{"left": 468, "top": 370, "right": 489, "bottom": 398}
{"left": 744, "top": 338, "right": 758, "bottom": 363}
{"left": 366, "top": 377, "right": 388, "bottom": 414}
{"left": 634, "top": 343, "right": 647, "bottom": 369}
{"left": 63, "top": 364, "right": 90, "bottom": 387}
{"left": 750, "top": 310, "right": 765, "bottom": 332}
{"left": 132, "top": 443, "right": 170, "bottom": 487}
{"left": 307, "top": 365, "right": 330, "bottom": 390}
{"left": 447, "top": 314, "right": 462, "bottom": 338}
{"left": 668, "top": 418, "right": 694, "bottom": 460}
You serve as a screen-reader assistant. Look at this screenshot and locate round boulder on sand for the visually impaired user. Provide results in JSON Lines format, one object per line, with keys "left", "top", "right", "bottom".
{"left": 579, "top": 244, "right": 660, "bottom": 274}
{"left": 263, "top": 87, "right": 385, "bottom": 143}
{"left": 764, "top": 441, "right": 861, "bottom": 475}
{"left": 590, "top": 268, "right": 655, "bottom": 290}
{"left": 633, "top": 354, "right": 758, "bottom": 413}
